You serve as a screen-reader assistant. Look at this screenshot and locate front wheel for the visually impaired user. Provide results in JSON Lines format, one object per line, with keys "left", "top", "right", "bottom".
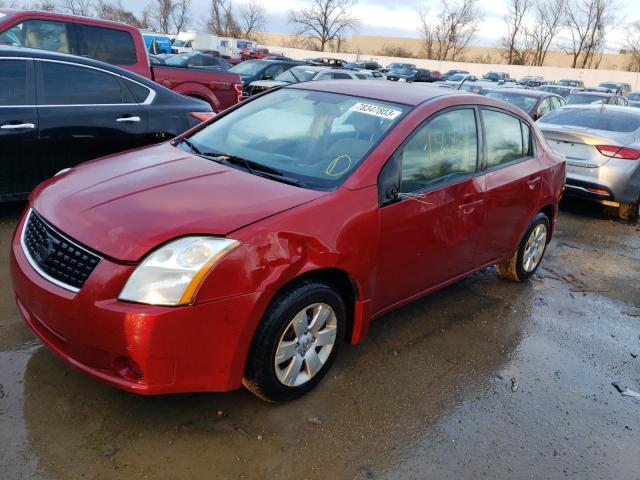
{"left": 496, "top": 213, "right": 550, "bottom": 282}
{"left": 243, "top": 281, "right": 346, "bottom": 402}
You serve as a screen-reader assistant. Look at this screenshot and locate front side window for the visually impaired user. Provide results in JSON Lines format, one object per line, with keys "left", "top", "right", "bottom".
{"left": 184, "top": 89, "right": 409, "bottom": 190}
{"left": 39, "top": 62, "right": 123, "bottom": 105}
{"left": 333, "top": 72, "right": 352, "bottom": 79}
{"left": 0, "top": 20, "right": 70, "bottom": 53}
{"left": 483, "top": 109, "right": 529, "bottom": 168}
{"left": 537, "top": 98, "right": 553, "bottom": 117}
{"left": 397, "top": 109, "right": 478, "bottom": 193}
{"left": 81, "top": 25, "right": 136, "bottom": 65}
{"left": 0, "top": 59, "right": 28, "bottom": 105}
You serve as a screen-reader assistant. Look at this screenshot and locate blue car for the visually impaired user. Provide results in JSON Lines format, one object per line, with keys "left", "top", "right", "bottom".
{"left": 143, "top": 34, "right": 172, "bottom": 54}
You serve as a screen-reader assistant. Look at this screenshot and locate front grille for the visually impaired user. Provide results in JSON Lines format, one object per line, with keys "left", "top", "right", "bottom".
{"left": 22, "top": 210, "right": 101, "bottom": 291}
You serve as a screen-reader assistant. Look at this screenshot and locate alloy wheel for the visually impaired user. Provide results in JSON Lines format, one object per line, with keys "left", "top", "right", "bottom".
{"left": 274, "top": 303, "right": 338, "bottom": 387}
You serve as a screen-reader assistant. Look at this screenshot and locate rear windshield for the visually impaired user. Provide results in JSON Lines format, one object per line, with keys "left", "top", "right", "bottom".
{"left": 566, "top": 93, "right": 607, "bottom": 104}
{"left": 486, "top": 92, "right": 538, "bottom": 112}
{"left": 229, "top": 61, "right": 267, "bottom": 75}
{"left": 539, "top": 108, "right": 640, "bottom": 132}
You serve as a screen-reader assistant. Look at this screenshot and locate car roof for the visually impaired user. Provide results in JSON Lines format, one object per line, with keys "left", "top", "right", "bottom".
{"left": 555, "top": 104, "right": 637, "bottom": 114}
{"left": 569, "top": 91, "right": 614, "bottom": 97}
{"left": 490, "top": 88, "right": 550, "bottom": 98}
{"left": 287, "top": 80, "right": 459, "bottom": 106}
{"left": 0, "top": 8, "right": 135, "bottom": 30}
{"left": 0, "top": 45, "right": 152, "bottom": 83}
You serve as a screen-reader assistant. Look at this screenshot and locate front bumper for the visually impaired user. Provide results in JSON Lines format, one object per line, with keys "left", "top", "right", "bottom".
{"left": 10, "top": 211, "right": 263, "bottom": 395}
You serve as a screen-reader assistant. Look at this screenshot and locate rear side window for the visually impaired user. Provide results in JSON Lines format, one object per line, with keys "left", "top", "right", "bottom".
{"left": 483, "top": 109, "right": 529, "bottom": 167}
{"left": 81, "top": 25, "right": 136, "bottom": 65}
{"left": 124, "top": 80, "right": 152, "bottom": 103}
{"left": 539, "top": 108, "right": 640, "bottom": 132}
{"left": 333, "top": 72, "right": 353, "bottom": 79}
{"left": 398, "top": 108, "right": 478, "bottom": 193}
{"left": 39, "top": 62, "right": 123, "bottom": 105}
{"left": 0, "top": 20, "right": 71, "bottom": 53}
{"left": 0, "top": 60, "right": 28, "bottom": 105}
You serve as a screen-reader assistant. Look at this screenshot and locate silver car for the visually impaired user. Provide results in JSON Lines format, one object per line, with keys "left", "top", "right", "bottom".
{"left": 538, "top": 105, "right": 640, "bottom": 220}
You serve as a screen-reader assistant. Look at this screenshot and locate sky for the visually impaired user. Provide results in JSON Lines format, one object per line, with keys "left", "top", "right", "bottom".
{"left": 125, "top": 0, "right": 638, "bottom": 50}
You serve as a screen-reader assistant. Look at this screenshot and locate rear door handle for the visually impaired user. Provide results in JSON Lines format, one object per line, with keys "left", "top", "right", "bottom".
{"left": 116, "top": 116, "right": 141, "bottom": 123}
{"left": 527, "top": 177, "right": 541, "bottom": 189}
{"left": 458, "top": 198, "right": 484, "bottom": 214}
{"left": 1, "top": 123, "right": 35, "bottom": 130}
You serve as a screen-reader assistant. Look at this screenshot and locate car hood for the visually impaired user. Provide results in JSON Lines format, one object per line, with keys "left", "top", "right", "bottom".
{"left": 32, "top": 143, "right": 326, "bottom": 262}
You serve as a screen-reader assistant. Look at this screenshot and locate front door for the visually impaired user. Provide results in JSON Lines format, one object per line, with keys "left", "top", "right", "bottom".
{"left": 0, "top": 58, "right": 38, "bottom": 199}
{"left": 474, "top": 108, "right": 542, "bottom": 266}
{"left": 374, "top": 107, "right": 486, "bottom": 313}
{"left": 34, "top": 59, "right": 147, "bottom": 178}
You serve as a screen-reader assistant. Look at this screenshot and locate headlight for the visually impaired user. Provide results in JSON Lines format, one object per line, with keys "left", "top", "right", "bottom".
{"left": 118, "top": 236, "right": 240, "bottom": 306}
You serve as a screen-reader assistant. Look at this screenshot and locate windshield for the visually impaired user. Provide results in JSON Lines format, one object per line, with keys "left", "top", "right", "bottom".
{"left": 486, "top": 92, "right": 538, "bottom": 111}
{"left": 165, "top": 55, "right": 190, "bottom": 66}
{"left": 229, "top": 61, "right": 266, "bottom": 75}
{"left": 275, "top": 67, "right": 316, "bottom": 83}
{"left": 558, "top": 80, "right": 578, "bottom": 86}
{"left": 448, "top": 74, "right": 465, "bottom": 81}
{"left": 173, "top": 39, "right": 186, "bottom": 47}
{"left": 566, "top": 93, "right": 607, "bottom": 105}
{"left": 539, "top": 108, "right": 640, "bottom": 132}
{"left": 485, "top": 72, "right": 499, "bottom": 78}
{"left": 540, "top": 86, "right": 570, "bottom": 97}
{"left": 599, "top": 83, "right": 619, "bottom": 90}
{"left": 183, "top": 89, "right": 409, "bottom": 190}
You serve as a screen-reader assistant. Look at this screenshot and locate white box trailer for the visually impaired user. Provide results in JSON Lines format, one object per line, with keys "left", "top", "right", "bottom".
{"left": 173, "top": 32, "right": 256, "bottom": 58}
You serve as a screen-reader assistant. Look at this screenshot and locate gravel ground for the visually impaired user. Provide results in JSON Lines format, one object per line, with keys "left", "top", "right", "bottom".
{"left": 1, "top": 198, "right": 639, "bottom": 480}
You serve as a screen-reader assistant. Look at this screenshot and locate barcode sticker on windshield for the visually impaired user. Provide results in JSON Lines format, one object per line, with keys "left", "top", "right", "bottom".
{"left": 350, "top": 103, "right": 402, "bottom": 120}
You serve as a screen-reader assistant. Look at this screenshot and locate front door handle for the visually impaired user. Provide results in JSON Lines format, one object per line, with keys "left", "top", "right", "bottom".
{"left": 1, "top": 123, "right": 35, "bottom": 130}
{"left": 116, "top": 116, "right": 141, "bottom": 123}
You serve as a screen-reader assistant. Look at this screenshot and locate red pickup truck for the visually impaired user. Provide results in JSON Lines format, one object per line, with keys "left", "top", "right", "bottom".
{"left": 0, "top": 9, "right": 243, "bottom": 111}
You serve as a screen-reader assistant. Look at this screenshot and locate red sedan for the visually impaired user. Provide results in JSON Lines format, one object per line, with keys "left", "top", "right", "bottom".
{"left": 10, "top": 82, "right": 566, "bottom": 402}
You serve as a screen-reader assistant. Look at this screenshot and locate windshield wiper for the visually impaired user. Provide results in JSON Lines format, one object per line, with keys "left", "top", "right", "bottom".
{"left": 198, "top": 152, "right": 308, "bottom": 188}
{"left": 180, "top": 138, "right": 203, "bottom": 156}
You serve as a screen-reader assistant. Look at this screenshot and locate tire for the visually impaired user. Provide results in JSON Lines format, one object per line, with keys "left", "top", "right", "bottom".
{"left": 243, "top": 281, "right": 346, "bottom": 402}
{"left": 496, "top": 212, "right": 551, "bottom": 282}
{"left": 618, "top": 201, "right": 639, "bottom": 221}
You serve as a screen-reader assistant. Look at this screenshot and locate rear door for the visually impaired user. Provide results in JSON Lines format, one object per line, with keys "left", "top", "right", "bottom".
{"left": 35, "top": 59, "right": 148, "bottom": 178}
{"left": 0, "top": 57, "right": 38, "bottom": 199}
{"left": 474, "top": 109, "right": 542, "bottom": 265}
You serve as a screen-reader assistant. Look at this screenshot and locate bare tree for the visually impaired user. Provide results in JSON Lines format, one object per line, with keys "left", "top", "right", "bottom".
{"left": 417, "top": 5, "right": 436, "bottom": 59}
{"left": 624, "top": 21, "right": 640, "bottom": 72}
{"left": 206, "top": 0, "right": 241, "bottom": 37}
{"left": 146, "top": 0, "right": 174, "bottom": 33}
{"left": 239, "top": 0, "right": 266, "bottom": 40}
{"left": 94, "top": 0, "right": 148, "bottom": 28}
{"left": 289, "top": 0, "right": 360, "bottom": 52}
{"left": 524, "top": 0, "right": 564, "bottom": 66}
{"left": 431, "top": 0, "right": 483, "bottom": 61}
{"left": 563, "top": 0, "right": 615, "bottom": 69}
{"left": 58, "top": 0, "right": 93, "bottom": 16}
{"left": 501, "top": 0, "right": 530, "bottom": 64}
{"left": 171, "top": 0, "right": 191, "bottom": 34}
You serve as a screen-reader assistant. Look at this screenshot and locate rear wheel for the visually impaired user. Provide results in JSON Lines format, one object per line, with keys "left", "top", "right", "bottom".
{"left": 618, "top": 201, "right": 639, "bottom": 221}
{"left": 243, "top": 281, "right": 345, "bottom": 402}
{"left": 496, "top": 213, "right": 550, "bottom": 282}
